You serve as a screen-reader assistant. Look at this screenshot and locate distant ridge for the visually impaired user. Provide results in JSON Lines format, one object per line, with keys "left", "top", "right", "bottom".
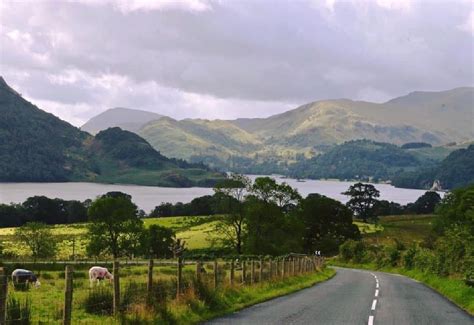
{"left": 81, "top": 107, "right": 163, "bottom": 135}
{"left": 79, "top": 86, "right": 474, "bottom": 171}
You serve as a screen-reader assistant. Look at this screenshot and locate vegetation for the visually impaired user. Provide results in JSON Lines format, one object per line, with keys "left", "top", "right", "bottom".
{"left": 343, "top": 182, "right": 380, "bottom": 222}
{"left": 289, "top": 140, "right": 427, "bottom": 182}
{"left": 14, "top": 222, "right": 57, "bottom": 260}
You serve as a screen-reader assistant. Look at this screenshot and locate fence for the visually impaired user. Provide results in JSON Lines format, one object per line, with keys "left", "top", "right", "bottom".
{"left": 0, "top": 255, "right": 324, "bottom": 324}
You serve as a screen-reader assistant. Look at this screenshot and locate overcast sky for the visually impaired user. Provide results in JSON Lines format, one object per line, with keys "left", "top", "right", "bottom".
{"left": 1, "top": 0, "right": 473, "bottom": 126}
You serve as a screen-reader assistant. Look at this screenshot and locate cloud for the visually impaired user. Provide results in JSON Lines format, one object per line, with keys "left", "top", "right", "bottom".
{"left": 0, "top": 0, "right": 472, "bottom": 126}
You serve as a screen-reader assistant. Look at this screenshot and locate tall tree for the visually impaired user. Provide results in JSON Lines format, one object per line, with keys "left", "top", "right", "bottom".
{"left": 343, "top": 183, "right": 380, "bottom": 222}
{"left": 146, "top": 224, "right": 175, "bottom": 258}
{"left": 213, "top": 173, "right": 251, "bottom": 254}
{"left": 87, "top": 195, "right": 144, "bottom": 258}
{"left": 298, "top": 194, "right": 360, "bottom": 255}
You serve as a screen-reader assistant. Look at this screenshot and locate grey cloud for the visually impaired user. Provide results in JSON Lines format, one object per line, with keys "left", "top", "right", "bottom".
{"left": 0, "top": 0, "right": 472, "bottom": 125}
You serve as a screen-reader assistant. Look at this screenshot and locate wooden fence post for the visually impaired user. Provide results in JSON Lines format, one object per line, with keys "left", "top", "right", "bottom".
{"left": 283, "top": 258, "right": 287, "bottom": 278}
{"left": 214, "top": 260, "right": 218, "bottom": 289}
{"left": 0, "top": 267, "right": 7, "bottom": 325}
{"left": 63, "top": 265, "right": 73, "bottom": 325}
{"left": 147, "top": 259, "right": 154, "bottom": 295}
{"left": 242, "top": 260, "right": 247, "bottom": 284}
{"left": 177, "top": 257, "right": 183, "bottom": 299}
{"left": 259, "top": 258, "right": 263, "bottom": 282}
{"left": 230, "top": 260, "right": 235, "bottom": 286}
{"left": 251, "top": 260, "right": 255, "bottom": 285}
{"left": 196, "top": 261, "right": 202, "bottom": 282}
{"left": 291, "top": 258, "right": 295, "bottom": 276}
{"left": 113, "top": 261, "right": 120, "bottom": 315}
{"left": 269, "top": 259, "right": 273, "bottom": 279}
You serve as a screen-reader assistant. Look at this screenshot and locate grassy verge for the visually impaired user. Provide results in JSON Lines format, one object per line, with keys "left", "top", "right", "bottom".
{"left": 172, "top": 268, "right": 336, "bottom": 324}
{"left": 329, "top": 260, "right": 474, "bottom": 315}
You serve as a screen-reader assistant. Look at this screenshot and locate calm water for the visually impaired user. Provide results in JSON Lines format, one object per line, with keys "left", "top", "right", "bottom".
{"left": 0, "top": 176, "right": 442, "bottom": 213}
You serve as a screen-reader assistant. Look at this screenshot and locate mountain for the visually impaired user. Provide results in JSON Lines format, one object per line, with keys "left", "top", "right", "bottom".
{"left": 81, "top": 107, "right": 162, "bottom": 135}
{"left": 0, "top": 77, "right": 224, "bottom": 187}
{"left": 392, "top": 144, "right": 474, "bottom": 190}
{"left": 82, "top": 87, "right": 472, "bottom": 171}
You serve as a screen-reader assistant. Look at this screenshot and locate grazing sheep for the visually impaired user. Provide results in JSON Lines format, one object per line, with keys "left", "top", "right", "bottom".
{"left": 89, "top": 266, "right": 113, "bottom": 286}
{"left": 11, "top": 269, "right": 41, "bottom": 288}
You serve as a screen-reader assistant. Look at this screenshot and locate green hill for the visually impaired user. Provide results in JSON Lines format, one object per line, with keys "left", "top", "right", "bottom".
{"left": 392, "top": 144, "right": 474, "bottom": 189}
{"left": 0, "top": 77, "right": 224, "bottom": 187}
{"left": 288, "top": 140, "right": 430, "bottom": 182}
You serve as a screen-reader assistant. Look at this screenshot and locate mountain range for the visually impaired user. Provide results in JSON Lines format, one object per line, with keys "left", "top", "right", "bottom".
{"left": 0, "top": 77, "right": 224, "bottom": 187}
{"left": 82, "top": 87, "right": 473, "bottom": 169}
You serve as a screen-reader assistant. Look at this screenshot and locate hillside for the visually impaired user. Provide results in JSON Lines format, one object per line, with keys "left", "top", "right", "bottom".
{"left": 288, "top": 140, "right": 430, "bottom": 182}
{"left": 392, "top": 144, "right": 474, "bottom": 190}
{"left": 82, "top": 87, "right": 473, "bottom": 172}
{"left": 0, "top": 77, "right": 224, "bottom": 187}
{"left": 81, "top": 107, "right": 162, "bottom": 134}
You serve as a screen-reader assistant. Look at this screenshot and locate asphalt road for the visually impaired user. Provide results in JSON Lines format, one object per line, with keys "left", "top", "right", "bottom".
{"left": 207, "top": 267, "right": 473, "bottom": 325}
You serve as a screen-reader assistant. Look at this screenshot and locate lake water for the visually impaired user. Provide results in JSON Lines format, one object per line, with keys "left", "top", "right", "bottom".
{"left": 0, "top": 176, "right": 442, "bottom": 213}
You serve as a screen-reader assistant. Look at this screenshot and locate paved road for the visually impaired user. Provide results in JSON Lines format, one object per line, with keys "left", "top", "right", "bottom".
{"left": 207, "top": 267, "right": 473, "bottom": 325}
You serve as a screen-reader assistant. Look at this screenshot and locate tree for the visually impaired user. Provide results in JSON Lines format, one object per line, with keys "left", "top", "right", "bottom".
{"left": 213, "top": 174, "right": 251, "bottom": 254}
{"left": 146, "top": 225, "right": 175, "bottom": 258}
{"left": 14, "top": 222, "right": 57, "bottom": 260}
{"left": 298, "top": 194, "right": 360, "bottom": 255}
{"left": 86, "top": 195, "right": 144, "bottom": 259}
{"left": 343, "top": 183, "right": 380, "bottom": 222}
{"left": 406, "top": 191, "right": 441, "bottom": 214}
{"left": 251, "top": 177, "right": 301, "bottom": 209}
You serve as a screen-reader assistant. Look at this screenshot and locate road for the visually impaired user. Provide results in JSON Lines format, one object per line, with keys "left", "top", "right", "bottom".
{"left": 207, "top": 267, "right": 473, "bottom": 325}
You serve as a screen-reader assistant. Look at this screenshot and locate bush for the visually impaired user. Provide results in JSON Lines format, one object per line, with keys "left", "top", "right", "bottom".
{"left": 83, "top": 287, "right": 113, "bottom": 315}
{"left": 7, "top": 296, "right": 31, "bottom": 324}
{"left": 403, "top": 246, "right": 417, "bottom": 269}
{"left": 339, "top": 240, "right": 366, "bottom": 263}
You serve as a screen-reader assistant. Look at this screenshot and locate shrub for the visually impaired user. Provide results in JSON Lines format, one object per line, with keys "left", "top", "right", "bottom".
{"left": 339, "top": 240, "right": 366, "bottom": 263}
{"left": 403, "top": 246, "right": 417, "bottom": 269}
{"left": 83, "top": 287, "right": 113, "bottom": 315}
{"left": 7, "top": 296, "right": 31, "bottom": 324}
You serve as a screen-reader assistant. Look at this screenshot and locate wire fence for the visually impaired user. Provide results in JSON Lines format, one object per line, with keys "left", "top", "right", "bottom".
{"left": 0, "top": 255, "right": 325, "bottom": 324}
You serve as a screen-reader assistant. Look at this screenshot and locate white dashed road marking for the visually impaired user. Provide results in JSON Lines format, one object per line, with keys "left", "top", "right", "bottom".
{"left": 368, "top": 315, "right": 374, "bottom": 325}
{"left": 371, "top": 299, "right": 377, "bottom": 310}
{"left": 368, "top": 273, "right": 379, "bottom": 325}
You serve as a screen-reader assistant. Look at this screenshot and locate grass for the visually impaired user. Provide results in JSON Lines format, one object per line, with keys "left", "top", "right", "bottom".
{"left": 329, "top": 260, "right": 474, "bottom": 315}
{"left": 363, "top": 214, "right": 435, "bottom": 246}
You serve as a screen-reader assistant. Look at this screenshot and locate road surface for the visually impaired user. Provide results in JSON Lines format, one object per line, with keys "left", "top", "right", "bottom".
{"left": 207, "top": 267, "right": 473, "bottom": 325}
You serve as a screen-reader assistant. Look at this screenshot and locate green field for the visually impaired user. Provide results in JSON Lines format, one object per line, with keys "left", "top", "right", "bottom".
{"left": 363, "top": 214, "right": 435, "bottom": 246}
{"left": 0, "top": 216, "right": 223, "bottom": 259}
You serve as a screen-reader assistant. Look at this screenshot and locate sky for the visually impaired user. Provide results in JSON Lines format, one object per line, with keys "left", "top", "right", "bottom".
{"left": 1, "top": 0, "right": 473, "bottom": 126}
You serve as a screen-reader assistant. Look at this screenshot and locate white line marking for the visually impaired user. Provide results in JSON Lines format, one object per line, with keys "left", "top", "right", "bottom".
{"left": 375, "top": 289, "right": 379, "bottom": 297}
{"left": 368, "top": 315, "right": 374, "bottom": 325}
{"left": 376, "top": 282, "right": 379, "bottom": 288}
{"left": 371, "top": 299, "right": 377, "bottom": 310}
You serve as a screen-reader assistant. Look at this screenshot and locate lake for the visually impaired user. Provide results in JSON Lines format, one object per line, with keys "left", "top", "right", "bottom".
{"left": 0, "top": 176, "right": 442, "bottom": 213}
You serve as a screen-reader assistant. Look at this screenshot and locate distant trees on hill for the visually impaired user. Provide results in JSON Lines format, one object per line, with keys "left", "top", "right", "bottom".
{"left": 401, "top": 142, "right": 432, "bottom": 149}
